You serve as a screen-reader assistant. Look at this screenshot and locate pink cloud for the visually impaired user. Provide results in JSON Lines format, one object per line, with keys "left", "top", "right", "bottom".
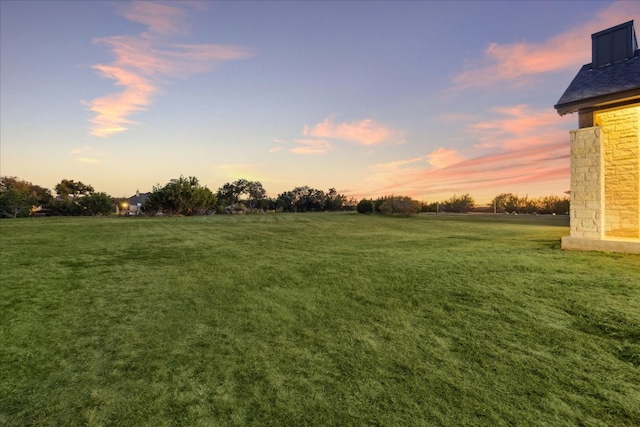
{"left": 70, "top": 146, "right": 91, "bottom": 155}
{"left": 427, "top": 147, "right": 464, "bottom": 168}
{"left": 282, "top": 117, "right": 404, "bottom": 154}
{"left": 88, "top": 65, "right": 157, "bottom": 137}
{"left": 373, "top": 156, "right": 427, "bottom": 170}
{"left": 304, "top": 118, "right": 403, "bottom": 146}
{"left": 361, "top": 105, "right": 571, "bottom": 201}
{"left": 121, "top": 1, "right": 188, "bottom": 36}
{"left": 450, "top": 1, "right": 639, "bottom": 91}
{"left": 87, "top": 1, "right": 251, "bottom": 138}
{"left": 467, "top": 105, "right": 562, "bottom": 149}
{"left": 368, "top": 141, "right": 569, "bottom": 201}
{"left": 290, "top": 139, "right": 332, "bottom": 155}
{"left": 93, "top": 36, "right": 172, "bottom": 76}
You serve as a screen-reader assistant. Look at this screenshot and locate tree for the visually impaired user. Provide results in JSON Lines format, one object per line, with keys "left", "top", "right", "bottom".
{"left": 47, "top": 199, "right": 81, "bottom": 216}
{"left": 55, "top": 179, "right": 94, "bottom": 201}
{"left": 217, "top": 179, "right": 267, "bottom": 213}
{"left": 378, "top": 196, "right": 421, "bottom": 216}
{"left": 305, "top": 187, "right": 327, "bottom": 211}
{"left": 491, "top": 193, "right": 570, "bottom": 214}
{"left": 276, "top": 186, "right": 327, "bottom": 212}
{"left": 0, "top": 188, "right": 36, "bottom": 218}
{"left": 0, "top": 176, "right": 52, "bottom": 218}
{"left": 79, "top": 192, "right": 113, "bottom": 216}
{"left": 421, "top": 202, "right": 439, "bottom": 213}
{"left": 46, "top": 179, "right": 97, "bottom": 216}
{"left": 357, "top": 196, "right": 420, "bottom": 216}
{"left": 442, "top": 193, "right": 475, "bottom": 213}
{"left": 275, "top": 190, "right": 296, "bottom": 212}
{"left": 216, "top": 182, "right": 240, "bottom": 207}
{"left": 324, "top": 188, "right": 347, "bottom": 211}
{"left": 492, "top": 193, "right": 517, "bottom": 213}
{"left": 245, "top": 181, "right": 266, "bottom": 211}
{"left": 255, "top": 197, "right": 277, "bottom": 211}
{"left": 343, "top": 197, "right": 358, "bottom": 211}
{"left": 356, "top": 199, "right": 374, "bottom": 214}
{"left": 144, "top": 176, "right": 216, "bottom": 216}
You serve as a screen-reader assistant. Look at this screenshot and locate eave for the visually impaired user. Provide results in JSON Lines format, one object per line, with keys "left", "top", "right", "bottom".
{"left": 554, "top": 87, "right": 640, "bottom": 116}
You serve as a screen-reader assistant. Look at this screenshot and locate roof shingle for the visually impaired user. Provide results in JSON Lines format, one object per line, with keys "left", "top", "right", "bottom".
{"left": 554, "top": 49, "right": 640, "bottom": 115}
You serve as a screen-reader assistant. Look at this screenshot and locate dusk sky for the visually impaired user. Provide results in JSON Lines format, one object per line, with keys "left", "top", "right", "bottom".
{"left": 1, "top": 1, "right": 639, "bottom": 204}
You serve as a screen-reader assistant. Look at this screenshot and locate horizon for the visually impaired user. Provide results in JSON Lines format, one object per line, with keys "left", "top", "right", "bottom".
{"left": 1, "top": 1, "right": 638, "bottom": 205}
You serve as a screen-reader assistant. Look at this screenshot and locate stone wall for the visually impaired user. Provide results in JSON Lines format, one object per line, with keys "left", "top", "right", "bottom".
{"left": 569, "top": 127, "right": 604, "bottom": 239}
{"left": 595, "top": 105, "right": 640, "bottom": 238}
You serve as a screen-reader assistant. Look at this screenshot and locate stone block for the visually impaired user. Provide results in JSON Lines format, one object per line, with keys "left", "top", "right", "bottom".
{"left": 576, "top": 210, "right": 595, "bottom": 219}
{"left": 581, "top": 218, "right": 598, "bottom": 229}
{"left": 615, "top": 123, "right": 634, "bottom": 132}
{"left": 583, "top": 231, "right": 602, "bottom": 239}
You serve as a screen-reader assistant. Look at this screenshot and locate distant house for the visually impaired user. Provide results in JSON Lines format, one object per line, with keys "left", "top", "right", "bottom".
{"left": 116, "top": 189, "right": 148, "bottom": 215}
{"left": 554, "top": 20, "right": 640, "bottom": 253}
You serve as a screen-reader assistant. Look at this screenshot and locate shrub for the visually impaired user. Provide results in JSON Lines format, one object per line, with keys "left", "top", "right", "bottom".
{"left": 144, "top": 176, "right": 216, "bottom": 216}
{"left": 372, "top": 197, "right": 387, "bottom": 213}
{"left": 356, "top": 199, "right": 373, "bottom": 214}
{"left": 358, "top": 196, "right": 420, "bottom": 216}
{"left": 378, "top": 196, "right": 421, "bottom": 216}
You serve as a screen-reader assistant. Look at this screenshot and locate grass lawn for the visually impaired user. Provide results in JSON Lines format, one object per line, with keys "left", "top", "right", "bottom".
{"left": 1, "top": 213, "right": 639, "bottom": 426}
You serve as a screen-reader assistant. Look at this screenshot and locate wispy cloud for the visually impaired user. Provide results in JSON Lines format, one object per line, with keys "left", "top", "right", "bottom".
{"left": 120, "top": 1, "right": 189, "bottom": 36}
{"left": 70, "top": 146, "right": 92, "bottom": 154}
{"left": 70, "top": 146, "right": 109, "bottom": 164}
{"left": 304, "top": 118, "right": 404, "bottom": 146}
{"left": 368, "top": 142, "right": 569, "bottom": 201}
{"left": 290, "top": 139, "right": 332, "bottom": 154}
{"left": 363, "top": 105, "right": 571, "bottom": 201}
{"left": 467, "top": 105, "right": 562, "bottom": 150}
{"left": 449, "top": 1, "right": 639, "bottom": 91}
{"left": 373, "top": 156, "right": 428, "bottom": 170}
{"left": 427, "top": 148, "right": 464, "bottom": 168}
{"left": 268, "top": 138, "right": 285, "bottom": 153}
{"left": 87, "top": 1, "right": 251, "bottom": 137}
{"left": 283, "top": 117, "right": 403, "bottom": 155}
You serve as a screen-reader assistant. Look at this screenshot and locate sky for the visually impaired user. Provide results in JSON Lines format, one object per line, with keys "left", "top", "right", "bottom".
{"left": 1, "top": 1, "right": 639, "bottom": 205}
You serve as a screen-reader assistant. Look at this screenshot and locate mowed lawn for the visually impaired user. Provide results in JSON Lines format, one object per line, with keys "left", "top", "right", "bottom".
{"left": 1, "top": 213, "right": 639, "bottom": 426}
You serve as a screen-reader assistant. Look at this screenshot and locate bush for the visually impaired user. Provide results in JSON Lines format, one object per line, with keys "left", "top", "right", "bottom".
{"left": 144, "top": 176, "right": 216, "bottom": 216}
{"left": 441, "top": 193, "right": 475, "bottom": 213}
{"left": 356, "top": 199, "right": 373, "bottom": 214}
{"left": 372, "top": 197, "right": 386, "bottom": 213}
{"left": 378, "top": 196, "right": 421, "bottom": 216}
{"left": 357, "top": 196, "right": 420, "bottom": 216}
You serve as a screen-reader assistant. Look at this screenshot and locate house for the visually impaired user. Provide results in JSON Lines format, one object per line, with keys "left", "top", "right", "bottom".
{"left": 554, "top": 20, "right": 640, "bottom": 253}
{"left": 116, "top": 189, "right": 148, "bottom": 215}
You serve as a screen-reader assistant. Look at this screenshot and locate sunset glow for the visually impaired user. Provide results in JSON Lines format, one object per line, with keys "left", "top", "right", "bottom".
{"left": 1, "top": 1, "right": 638, "bottom": 203}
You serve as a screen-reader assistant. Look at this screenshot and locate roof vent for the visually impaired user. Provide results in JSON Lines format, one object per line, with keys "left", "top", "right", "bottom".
{"left": 592, "top": 20, "right": 637, "bottom": 68}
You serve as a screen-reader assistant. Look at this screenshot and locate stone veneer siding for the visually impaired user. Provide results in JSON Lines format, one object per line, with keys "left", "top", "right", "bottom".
{"left": 569, "top": 127, "right": 604, "bottom": 239}
{"left": 595, "top": 105, "right": 640, "bottom": 238}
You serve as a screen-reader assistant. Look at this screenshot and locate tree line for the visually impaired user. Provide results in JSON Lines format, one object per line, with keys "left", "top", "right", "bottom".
{"left": 0, "top": 176, "right": 355, "bottom": 217}
{"left": 142, "top": 177, "right": 354, "bottom": 215}
{"left": 0, "top": 175, "right": 569, "bottom": 218}
{"left": 356, "top": 193, "right": 569, "bottom": 216}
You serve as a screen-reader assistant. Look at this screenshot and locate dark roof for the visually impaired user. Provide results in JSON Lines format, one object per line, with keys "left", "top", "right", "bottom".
{"left": 128, "top": 193, "right": 148, "bottom": 205}
{"left": 554, "top": 49, "right": 640, "bottom": 115}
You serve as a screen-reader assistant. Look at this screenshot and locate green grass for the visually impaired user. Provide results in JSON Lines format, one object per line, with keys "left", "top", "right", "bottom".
{"left": 1, "top": 213, "right": 639, "bottom": 426}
